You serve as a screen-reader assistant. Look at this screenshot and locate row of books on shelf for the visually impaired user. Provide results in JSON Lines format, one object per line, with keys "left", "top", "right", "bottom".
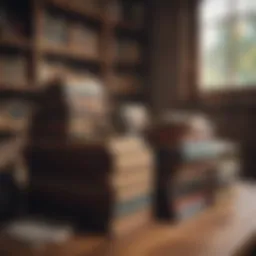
{"left": 43, "top": 11, "right": 142, "bottom": 62}
{"left": 0, "top": 0, "right": 145, "bottom": 46}
{"left": 43, "top": 11, "right": 99, "bottom": 59}
{"left": 50, "top": 0, "right": 145, "bottom": 27}
{"left": 0, "top": 57, "right": 143, "bottom": 96}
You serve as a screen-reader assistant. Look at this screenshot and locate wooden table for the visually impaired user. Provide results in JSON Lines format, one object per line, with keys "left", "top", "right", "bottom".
{"left": 108, "top": 183, "right": 256, "bottom": 256}
{"left": 1, "top": 182, "right": 256, "bottom": 256}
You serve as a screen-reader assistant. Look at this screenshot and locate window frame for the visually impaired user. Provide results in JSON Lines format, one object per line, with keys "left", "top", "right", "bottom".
{"left": 198, "top": 0, "right": 256, "bottom": 102}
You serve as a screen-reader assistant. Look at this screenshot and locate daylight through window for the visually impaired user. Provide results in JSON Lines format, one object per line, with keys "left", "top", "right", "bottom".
{"left": 200, "top": 0, "right": 256, "bottom": 91}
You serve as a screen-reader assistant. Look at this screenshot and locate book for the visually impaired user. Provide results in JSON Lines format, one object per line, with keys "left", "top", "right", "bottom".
{"left": 174, "top": 193, "right": 207, "bottom": 221}
{"left": 111, "top": 208, "right": 150, "bottom": 236}
{"left": 108, "top": 136, "right": 149, "bottom": 155}
{"left": 115, "top": 181, "right": 153, "bottom": 202}
{"left": 112, "top": 168, "right": 153, "bottom": 189}
{"left": 113, "top": 151, "right": 153, "bottom": 171}
{"left": 181, "top": 140, "right": 239, "bottom": 163}
{"left": 114, "top": 194, "right": 151, "bottom": 218}
{"left": 43, "top": 11, "right": 68, "bottom": 47}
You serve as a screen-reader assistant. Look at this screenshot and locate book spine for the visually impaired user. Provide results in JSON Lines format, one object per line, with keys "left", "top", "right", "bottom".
{"left": 111, "top": 208, "right": 150, "bottom": 236}
{"left": 113, "top": 194, "right": 152, "bottom": 218}
{"left": 115, "top": 182, "right": 153, "bottom": 202}
{"left": 112, "top": 169, "right": 153, "bottom": 189}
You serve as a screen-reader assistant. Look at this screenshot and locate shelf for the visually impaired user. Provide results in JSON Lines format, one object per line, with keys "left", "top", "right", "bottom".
{"left": 0, "top": 83, "right": 41, "bottom": 99}
{"left": 41, "top": 45, "right": 100, "bottom": 64}
{"left": 29, "top": 140, "right": 106, "bottom": 150}
{"left": 0, "top": 38, "right": 31, "bottom": 50}
{"left": 47, "top": 0, "right": 104, "bottom": 23}
{"left": 0, "top": 84, "right": 32, "bottom": 92}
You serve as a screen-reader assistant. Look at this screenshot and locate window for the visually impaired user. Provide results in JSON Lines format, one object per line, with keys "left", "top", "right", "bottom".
{"left": 200, "top": 0, "right": 256, "bottom": 91}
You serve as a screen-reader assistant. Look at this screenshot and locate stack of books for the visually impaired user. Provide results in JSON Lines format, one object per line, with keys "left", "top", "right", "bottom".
{"left": 65, "top": 74, "right": 109, "bottom": 142}
{"left": 26, "top": 136, "right": 154, "bottom": 236}
{"left": 108, "top": 136, "right": 154, "bottom": 236}
{"left": 32, "top": 73, "right": 110, "bottom": 144}
{"left": 153, "top": 113, "right": 241, "bottom": 222}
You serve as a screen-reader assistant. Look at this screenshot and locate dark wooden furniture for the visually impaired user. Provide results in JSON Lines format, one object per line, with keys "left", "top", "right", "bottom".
{"left": 0, "top": 0, "right": 148, "bottom": 103}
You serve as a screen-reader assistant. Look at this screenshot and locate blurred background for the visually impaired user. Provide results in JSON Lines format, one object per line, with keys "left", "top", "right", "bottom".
{"left": 0, "top": 0, "right": 255, "bottom": 255}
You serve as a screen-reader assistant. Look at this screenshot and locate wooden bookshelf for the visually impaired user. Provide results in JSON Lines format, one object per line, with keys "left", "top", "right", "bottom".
{"left": 0, "top": 0, "right": 147, "bottom": 103}
{"left": 0, "top": 38, "right": 31, "bottom": 50}
{"left": 0, "top": 84, "right": 40, "bottom": 99}
{"left": 46, "top": 0, "right": 105, "bottom": 23}
{"left": 41, "top": 46, "right": 100, "bottom": 63}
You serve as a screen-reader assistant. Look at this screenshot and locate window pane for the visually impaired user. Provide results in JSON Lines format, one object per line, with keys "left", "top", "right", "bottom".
{"left": 200, "top": 0, "right": 230, "bottom": 24}
{"left": 236, "top": 16, "right": 256, "bottom": 86}
{"left": 200, "top": 0, "right": 256, "bottom": 91}
{"left": 237, "top": 0, "right": 256, "bottom": 14}
{"left": 200, "top": 22, "right": 232, "bottom": 90}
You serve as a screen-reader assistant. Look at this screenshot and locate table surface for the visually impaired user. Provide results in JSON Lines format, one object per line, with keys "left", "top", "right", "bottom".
{"left": 1, "top": 182, "right": 256, "bottom": 256}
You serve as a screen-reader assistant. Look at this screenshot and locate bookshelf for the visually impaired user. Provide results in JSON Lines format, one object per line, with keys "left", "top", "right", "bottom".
{"left": 0, "top": 38, "right": 31, "bottom": 50}
{"left": 0, "top": 0, "right": 147, "bottom": 101}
